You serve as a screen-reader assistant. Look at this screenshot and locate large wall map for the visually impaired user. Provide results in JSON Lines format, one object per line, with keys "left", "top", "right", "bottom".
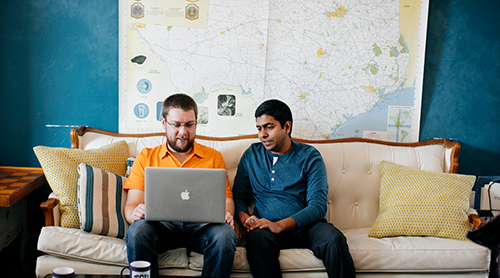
{"left": 119, "top": 0, "right": 429, "bottom": 142}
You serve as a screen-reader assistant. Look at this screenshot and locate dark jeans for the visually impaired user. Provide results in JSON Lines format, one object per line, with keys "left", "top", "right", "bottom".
{"left": 245, "top": 219, "right": 356, "bottom": 278}
{"left": 126, "top": 220, "right": 236, "bottom": 278}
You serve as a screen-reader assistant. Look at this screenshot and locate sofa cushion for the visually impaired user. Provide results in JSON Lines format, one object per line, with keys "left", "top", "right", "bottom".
{"left": 77, "top": 163, "right": 129, "bottom": 239}
{"left": 37, "top": 226, "right": 189, "bottom": 268}
{"left": 189, "top": 247, "right": 326, "bottom": 272}
{"left": 347, "top": 227, "right": 490, "bottom": 272}
{"left": 34, "top": 141, "right": 129, "bottom": 228}
{"left": 369, "top": 160, "right": 476, "bottom": 241}
{"left": 191, "top": 228, "right": 490, "bottom": 273}
{"left": 38, "top": 226, "right": 489, "bottom": 274}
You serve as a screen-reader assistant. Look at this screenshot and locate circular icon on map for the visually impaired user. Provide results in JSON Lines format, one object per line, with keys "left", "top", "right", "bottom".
{"left": 134, "top": 103, "right": 150, "bottom": 119}
{"left": 131, "top": 3, "right": 144, "bottom": 19}
{"left": 137, "top": 79, "right": 152, "bottom": 94}
{"left": 185, "top": 4, "right": 199, "bottom": 21}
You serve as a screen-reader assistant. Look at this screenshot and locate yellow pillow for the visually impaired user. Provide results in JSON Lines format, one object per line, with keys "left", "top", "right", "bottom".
{"left": 368, "top": 160, "right": 476, "bottom": 241}
{"left": 34, "top": 141, "right": 129, "bottom": 228}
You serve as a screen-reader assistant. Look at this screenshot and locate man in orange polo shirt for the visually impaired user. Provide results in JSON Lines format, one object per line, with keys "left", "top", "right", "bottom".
{"left": 124, "top": 93, "right": 236, "bottom": 278}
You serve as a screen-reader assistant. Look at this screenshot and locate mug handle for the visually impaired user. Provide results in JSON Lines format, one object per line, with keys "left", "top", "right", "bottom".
{"left": 120, "top": 266, "right": 130, "bottom": 278}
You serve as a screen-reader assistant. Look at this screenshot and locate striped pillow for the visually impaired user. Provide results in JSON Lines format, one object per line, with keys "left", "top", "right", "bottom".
{"left": 77, "top": 163, "right": 129, "bottom": 239}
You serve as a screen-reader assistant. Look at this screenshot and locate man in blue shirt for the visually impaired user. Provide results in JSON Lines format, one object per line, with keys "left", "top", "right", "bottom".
{"left": 233, "top": 99, "right": 356, "bottom": 278}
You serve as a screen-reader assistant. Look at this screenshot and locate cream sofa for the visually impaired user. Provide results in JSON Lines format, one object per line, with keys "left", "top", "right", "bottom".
{"left": 36, "top": 127, "right": 490, "bottom": 277}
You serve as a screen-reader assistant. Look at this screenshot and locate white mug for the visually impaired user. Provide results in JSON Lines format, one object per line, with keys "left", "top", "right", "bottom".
{"left": 52, "top": 267, "right": 75, "bottom": 278}
{"left": 120, "top": 260, "right": 151, "bottom": 278}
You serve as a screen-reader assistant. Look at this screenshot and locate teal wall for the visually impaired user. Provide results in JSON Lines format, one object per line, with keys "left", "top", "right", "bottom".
{"left": 420, "top": 1, "right": 500, "bottom": 175}
{"left": 0, "top": 1, "right": 119, "bottom": 166}
{"left": 1, "top": 0, "right": 499, "bottom": 175}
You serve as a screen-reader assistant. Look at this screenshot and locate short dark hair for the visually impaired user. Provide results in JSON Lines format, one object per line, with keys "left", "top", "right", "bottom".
{"left": 255, "top": 99, "right": 293, "bottom": 136}
{"left": 162, "top": 93, "right": 198, "bottom": 121}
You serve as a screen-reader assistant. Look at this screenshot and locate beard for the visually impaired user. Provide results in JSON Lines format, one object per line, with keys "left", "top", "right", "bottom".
{"left": 167, "top": 135, "right": 195, "bottom": 153}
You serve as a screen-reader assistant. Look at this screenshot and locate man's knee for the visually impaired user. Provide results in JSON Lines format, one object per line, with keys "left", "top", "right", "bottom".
{"left": 206, "top": 224, "right": 236, "bottom": 250}
{"left": 310, "top": 222, "right": 348, "bottom": 249}
{"left": 326, "top": 231, "right": 348, "bottom": 250}
{"left": 246, "top": 229, "right": 277, "bottom": 249}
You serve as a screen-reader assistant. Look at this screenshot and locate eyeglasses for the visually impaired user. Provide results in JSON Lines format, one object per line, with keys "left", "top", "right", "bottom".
{"left": 165, "top": 121, "right": 197, "bottom": 129}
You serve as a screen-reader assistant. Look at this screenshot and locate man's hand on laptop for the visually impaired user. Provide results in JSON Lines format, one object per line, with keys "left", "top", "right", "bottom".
{"left": 225, "top": 211, "right": 234, "bottom": 228}
{"left": 131, "top": 203, "right": 146, "bottom": 222}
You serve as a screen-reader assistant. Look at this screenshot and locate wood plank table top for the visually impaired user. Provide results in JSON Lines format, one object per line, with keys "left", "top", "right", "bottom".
{"left": 0, "top": 166, "right": 46, "bottom": 207}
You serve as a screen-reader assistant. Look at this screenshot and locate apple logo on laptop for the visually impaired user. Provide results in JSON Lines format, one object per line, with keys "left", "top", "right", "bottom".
{"left": 181, "top": 189, "right": 190, "bottom": 201}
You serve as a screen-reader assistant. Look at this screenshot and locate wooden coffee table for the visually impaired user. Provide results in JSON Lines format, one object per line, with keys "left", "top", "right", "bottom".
{"left": 0, "top": 166, "right": 46, "bottom": 207}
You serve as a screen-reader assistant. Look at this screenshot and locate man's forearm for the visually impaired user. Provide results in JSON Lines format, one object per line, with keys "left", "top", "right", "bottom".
{"left": 124, "top": 204, "right": 137, "bottom": 224}
{"left": 237, "top": 211, "right": 251, "bottom": 223}
{"left": 225, "top": 198, "right": 235, "bottom": 216}
{"left": 275, "top": 217, "right": 297, "bottom": 233}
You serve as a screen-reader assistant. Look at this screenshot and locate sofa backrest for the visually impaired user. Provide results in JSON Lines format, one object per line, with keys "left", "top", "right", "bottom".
{"left": 72, "top": 127, "right": 459, "bottom": 230}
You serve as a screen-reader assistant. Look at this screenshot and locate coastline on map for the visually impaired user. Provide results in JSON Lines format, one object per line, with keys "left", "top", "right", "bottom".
{"left": 328, "top": 87, "right": 414, "bottom": 139}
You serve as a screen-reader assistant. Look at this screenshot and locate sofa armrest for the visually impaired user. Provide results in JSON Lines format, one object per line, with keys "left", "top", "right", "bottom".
{"left": 40, "top": 197, "right": 59, "bottom": 227}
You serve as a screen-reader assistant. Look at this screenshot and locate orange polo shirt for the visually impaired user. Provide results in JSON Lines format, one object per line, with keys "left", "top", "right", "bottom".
{"left": 124, "top": 141, "right": 232, "bottom": 198}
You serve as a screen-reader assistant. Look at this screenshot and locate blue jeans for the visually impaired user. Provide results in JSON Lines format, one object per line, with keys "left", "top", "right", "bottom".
{"left": 245, "top": 219, "right": 356, "bottom": 278}
{"left": 126, "top": 220, "right": 236, "bottom": 278}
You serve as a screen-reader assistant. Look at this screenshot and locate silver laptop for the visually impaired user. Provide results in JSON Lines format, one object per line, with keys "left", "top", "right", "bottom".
{"left": 144, "top": 167, "right": 227, "bottom": 223}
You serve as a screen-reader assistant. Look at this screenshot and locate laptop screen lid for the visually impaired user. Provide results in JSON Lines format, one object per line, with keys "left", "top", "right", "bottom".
{"left": 144, "top": 167, "right": 226, "bottom": 223}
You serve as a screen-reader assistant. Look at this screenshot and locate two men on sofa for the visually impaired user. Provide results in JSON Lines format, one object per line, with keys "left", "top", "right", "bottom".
{"left": 123, "top": 93, "right": 355, "bottom": 278}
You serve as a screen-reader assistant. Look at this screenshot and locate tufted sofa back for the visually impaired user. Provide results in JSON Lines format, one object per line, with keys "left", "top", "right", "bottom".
{"left": 72, "top": 127, "right": 459, "bottom": 231}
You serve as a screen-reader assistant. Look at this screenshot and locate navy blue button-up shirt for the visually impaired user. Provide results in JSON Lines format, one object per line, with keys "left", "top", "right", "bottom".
{"left": 233, "top": 141, "right": 328, "bottom": 228}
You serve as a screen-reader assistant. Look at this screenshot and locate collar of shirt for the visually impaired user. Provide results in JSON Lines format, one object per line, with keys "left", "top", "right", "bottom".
{"left": 160, "top": 140, "right": 206, "bottom": 163}
{"left": 266, "top": 140, "right": 296, "bottom": 162}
